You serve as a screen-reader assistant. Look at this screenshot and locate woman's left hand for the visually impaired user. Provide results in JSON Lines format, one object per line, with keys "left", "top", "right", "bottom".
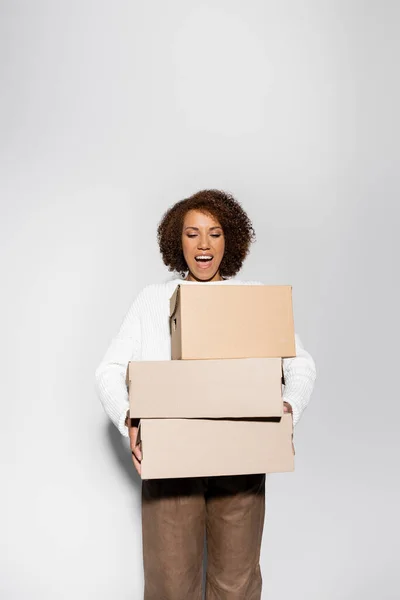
{"left": 283, "top": 401, "right": 293, "bottom": 413}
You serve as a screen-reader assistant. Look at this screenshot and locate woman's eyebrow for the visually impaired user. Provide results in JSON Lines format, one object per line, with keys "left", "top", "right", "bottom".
{"left": 184, "top": 226, "right": 223, "bottom": 231}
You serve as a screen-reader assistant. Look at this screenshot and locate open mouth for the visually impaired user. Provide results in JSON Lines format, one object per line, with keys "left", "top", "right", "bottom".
{"left": 194, "top": 255, "right": 214, "bottom": 268}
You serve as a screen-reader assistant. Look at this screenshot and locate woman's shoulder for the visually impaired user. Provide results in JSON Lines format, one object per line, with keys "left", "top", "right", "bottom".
{"left": 133, "top": 278, "right": 182, "bottom": 303}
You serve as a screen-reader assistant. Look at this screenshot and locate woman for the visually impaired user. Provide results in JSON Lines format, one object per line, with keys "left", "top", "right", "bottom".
{"left": 95, "top": 189, "right": 316, "bottom": 600}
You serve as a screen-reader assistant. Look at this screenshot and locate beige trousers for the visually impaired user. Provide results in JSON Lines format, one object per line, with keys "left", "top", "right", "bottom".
{"left": 141, "top": 473, "right": 266, "bottom": 600}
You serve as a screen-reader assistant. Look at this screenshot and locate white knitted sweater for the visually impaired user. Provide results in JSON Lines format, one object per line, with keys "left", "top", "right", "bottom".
{"left": 95, "top": 277, "right": 317, "bottom": 437}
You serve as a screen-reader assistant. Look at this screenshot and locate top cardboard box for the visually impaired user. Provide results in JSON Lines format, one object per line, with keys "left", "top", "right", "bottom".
{"left": 170, "top": 284, "right": 296, "bottom": 359}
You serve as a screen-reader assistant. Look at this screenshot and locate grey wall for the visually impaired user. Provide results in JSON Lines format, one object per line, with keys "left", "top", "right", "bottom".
{"left": 1, "top": 1, "right": 399, "bottom": 598}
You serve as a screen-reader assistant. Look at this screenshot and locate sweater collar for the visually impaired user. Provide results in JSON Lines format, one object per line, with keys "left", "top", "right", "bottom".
{"left": 170, "top": 276, "right": 236, "bottom": 284}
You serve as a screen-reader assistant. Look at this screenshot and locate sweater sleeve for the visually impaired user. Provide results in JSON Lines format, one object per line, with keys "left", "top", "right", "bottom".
{"left": 282, "top": 333, "right": 317, "bottom": 427}
{"left": 94, "top": 290, "right": 144, "bottom": 437}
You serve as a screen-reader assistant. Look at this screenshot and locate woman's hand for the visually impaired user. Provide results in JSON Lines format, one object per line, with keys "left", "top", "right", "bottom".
{"left": 283, "top": 401, "right": 293, "bottom": 414}
{"left": 126, "top": 412, "right": 142, "bottom": 475}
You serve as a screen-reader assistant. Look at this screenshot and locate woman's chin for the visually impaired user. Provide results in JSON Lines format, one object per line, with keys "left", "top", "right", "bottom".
{"left": 187, "top": 265, "right": 221, "bottom": 282}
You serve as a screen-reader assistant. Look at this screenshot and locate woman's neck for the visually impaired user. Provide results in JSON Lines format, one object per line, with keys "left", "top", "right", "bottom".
{"left": 185, "top": 272, "right": 224, "bottom": 283}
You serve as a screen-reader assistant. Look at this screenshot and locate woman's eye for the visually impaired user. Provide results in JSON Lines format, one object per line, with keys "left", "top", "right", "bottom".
{"left": 186, "top": 233, "right": 222, "bottom": 238}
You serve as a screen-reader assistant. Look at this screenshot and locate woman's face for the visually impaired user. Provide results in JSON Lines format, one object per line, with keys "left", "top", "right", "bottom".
{"left": 181, "top": 209, "right": 225, "bottom": 282}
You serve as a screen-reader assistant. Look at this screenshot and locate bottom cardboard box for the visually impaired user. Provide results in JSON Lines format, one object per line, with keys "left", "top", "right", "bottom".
{"left": 136, "top": 414, "right": 294, "bottom": 479}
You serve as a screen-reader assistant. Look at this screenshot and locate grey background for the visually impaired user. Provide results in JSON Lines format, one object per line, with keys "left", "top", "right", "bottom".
{"left": 1, "top": 1, "right": 399, "bottom": 598}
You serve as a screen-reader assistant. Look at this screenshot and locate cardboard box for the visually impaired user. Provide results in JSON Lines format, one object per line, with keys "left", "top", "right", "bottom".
{"left": 169, "top": 284, "right": 296, "bottom": 360}
{"left": 127, "top": 357, "right": 283, "bottom": 419}
{"left": 136, "top": 414, "right": 294, "bottom": 479}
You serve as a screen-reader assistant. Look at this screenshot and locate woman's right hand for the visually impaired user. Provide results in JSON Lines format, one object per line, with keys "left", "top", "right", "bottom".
{"left": 127, "top": 413, "right": 142, "bottom": 475}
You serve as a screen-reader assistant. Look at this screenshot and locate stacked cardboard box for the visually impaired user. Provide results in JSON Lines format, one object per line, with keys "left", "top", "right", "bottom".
{"left": 126, "top": 284, "right": 296, "bottom": 479}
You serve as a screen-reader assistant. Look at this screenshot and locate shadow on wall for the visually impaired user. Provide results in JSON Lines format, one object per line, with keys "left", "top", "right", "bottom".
{"left": 106, "top": 421, "right": 142, "bottom": 493}
{"left": 106, "top": 420, "right": 209, "bottom": 598}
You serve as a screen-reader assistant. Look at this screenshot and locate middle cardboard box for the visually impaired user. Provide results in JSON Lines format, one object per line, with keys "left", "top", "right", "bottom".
{"left": 127, "top": 357, "right": 283, "bottom": 419}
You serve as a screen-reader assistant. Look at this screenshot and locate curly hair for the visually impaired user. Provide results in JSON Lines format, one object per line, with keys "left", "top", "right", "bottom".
{"left": 157, "top": 189, "right": 256, "bottom": 278}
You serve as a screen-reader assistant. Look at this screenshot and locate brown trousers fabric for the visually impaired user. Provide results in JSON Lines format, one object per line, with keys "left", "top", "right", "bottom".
{"left": 141, "top": 473, "right": 266, "bottom": 600}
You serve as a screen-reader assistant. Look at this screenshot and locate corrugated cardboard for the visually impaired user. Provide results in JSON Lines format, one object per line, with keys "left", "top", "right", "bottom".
{"left": 169, "top": 284, "right": 296, "bottom": 360}
{"left": 136, "top": 414, "right": 294, "bottom": 479}
{"left": 127, "top": 357, "right": 283, "bottom": 419}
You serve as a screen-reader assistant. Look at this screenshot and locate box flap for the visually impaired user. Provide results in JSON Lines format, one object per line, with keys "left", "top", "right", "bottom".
{"left": 169, "top": 284, "right": 181, "bottom": 319}
{"left": 169, "top": 285, "right": 183, "bottom": 359}
{"left": 125, "top": 363, "right": 130, "bottom": 388}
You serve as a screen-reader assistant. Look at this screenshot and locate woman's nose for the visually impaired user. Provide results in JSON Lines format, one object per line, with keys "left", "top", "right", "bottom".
{"left": 198, "top": 238, "right": 210, "bottom": 250}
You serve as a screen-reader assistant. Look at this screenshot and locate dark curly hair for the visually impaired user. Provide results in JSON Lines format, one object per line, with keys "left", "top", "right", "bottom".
{"left": 157, "top": 189, "right": 256, "bottom": 278}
